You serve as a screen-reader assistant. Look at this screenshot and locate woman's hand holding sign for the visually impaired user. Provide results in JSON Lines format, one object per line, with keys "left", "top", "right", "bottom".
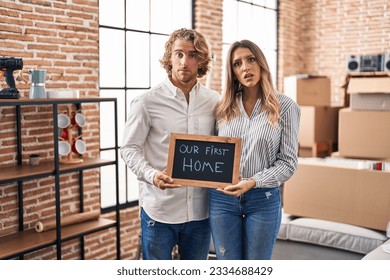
{"left": 217, "top": 178, "right": 256, "bottom": 197}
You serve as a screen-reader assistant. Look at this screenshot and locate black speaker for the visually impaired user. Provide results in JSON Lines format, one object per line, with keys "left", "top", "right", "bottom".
{"left": 384, "top": 53, "right": 390, "bottom": 72}
{"left": 347, "top": 55, "right": 360, "bottom": 72}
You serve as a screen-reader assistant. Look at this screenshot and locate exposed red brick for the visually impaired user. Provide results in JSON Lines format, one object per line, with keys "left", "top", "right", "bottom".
{"left": 1, "top": 0, "right": 388, "bottom": 260}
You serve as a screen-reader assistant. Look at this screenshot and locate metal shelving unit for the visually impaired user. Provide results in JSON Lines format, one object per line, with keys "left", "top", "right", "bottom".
{"left": 0, "top": 97, "right": 120, "bottom": 260}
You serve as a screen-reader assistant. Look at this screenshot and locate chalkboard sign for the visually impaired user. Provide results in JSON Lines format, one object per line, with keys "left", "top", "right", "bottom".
{"left": 166, "top": 133, "right": 242, "bottom": 188}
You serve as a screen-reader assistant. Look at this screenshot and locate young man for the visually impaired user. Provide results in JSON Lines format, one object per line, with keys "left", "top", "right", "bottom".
{"left": 120, "top": 28, "right": 220, "bottom": 260}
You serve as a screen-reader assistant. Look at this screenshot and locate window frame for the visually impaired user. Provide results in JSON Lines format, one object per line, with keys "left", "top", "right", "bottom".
{"left": 98, "top": 0, "right": 194, "bottom": 212}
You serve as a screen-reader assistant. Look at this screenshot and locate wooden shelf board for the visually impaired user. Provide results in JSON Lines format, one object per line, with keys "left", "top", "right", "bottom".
{"left": 0, "top": 161, "right": 54, "bottom": 183}
{"left": 0, "top": 97, "right": 117, "bottom": 106}
{"left": 0, "top": 158, "right": 115, "bottom": 184}
{"left": 59, "top": 158, "right": 116, "bottom": 173}
{"left": 0, "top": 218, "right": 115, "bottom": 259}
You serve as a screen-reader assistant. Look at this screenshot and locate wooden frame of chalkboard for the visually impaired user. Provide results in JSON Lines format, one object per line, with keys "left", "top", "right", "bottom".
{"left": 166, "top": 133, "right": 242, "bottom": 188}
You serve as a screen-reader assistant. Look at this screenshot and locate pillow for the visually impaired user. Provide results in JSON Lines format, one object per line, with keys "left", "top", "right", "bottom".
{"left": 287, "top": 218, "right": 387, "bottom": 254}
{"left": 277, "top": 211, "right": 294, "bottom": 240}
{"left": 362, "top": 239, "right": 390, "bottom": 260}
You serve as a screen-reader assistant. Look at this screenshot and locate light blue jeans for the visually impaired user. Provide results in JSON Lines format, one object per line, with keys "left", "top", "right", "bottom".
{"left": 140, "top": 208, "right": 210, "bottom": 260}
{"left": 209, "top": 187, "right": 281, "bottom": 260}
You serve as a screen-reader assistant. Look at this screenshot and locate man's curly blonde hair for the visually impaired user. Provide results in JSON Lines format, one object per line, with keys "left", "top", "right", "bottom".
{"left": 160, "top": 28, "right": 211, "bottom": 78}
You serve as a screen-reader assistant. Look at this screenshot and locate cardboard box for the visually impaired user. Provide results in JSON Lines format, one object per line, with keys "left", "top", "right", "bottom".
{"left": 284, "top": 161, "right": 390, "bottom": 231}
{"left": 347, "top": 76, "right": 390, "bottom": 94}
{"left": 299, "top": 106, "right": 340, "bottom": 147}
{"left": 298, "top": 147, "right": 314, "bottom": 158}
{"left": 298, "top": 145, "right": 332, "bottom": 158}
{"left": 347, "top": 76, "right": 390, "bottom": 111}
{"left": 284, "top": 75, "right": 332, "bottom": 106}
{"left": 338, "top": 108, "right": 390, "bottom": 159}
{"left": 350, "top": 93, "right": 390, "bottom": 111}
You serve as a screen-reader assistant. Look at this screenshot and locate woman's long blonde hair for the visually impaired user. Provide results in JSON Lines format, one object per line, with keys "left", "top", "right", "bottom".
{"left": 215, "top": 40, "right": 280, "bottom": 125}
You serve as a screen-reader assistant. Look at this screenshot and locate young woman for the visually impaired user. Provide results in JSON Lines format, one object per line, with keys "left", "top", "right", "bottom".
{"left": 209, "top": 40, "right": 301, "bottom": 260}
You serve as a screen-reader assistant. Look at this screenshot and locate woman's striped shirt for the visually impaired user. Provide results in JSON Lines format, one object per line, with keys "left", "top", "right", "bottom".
{"left": 217, "top": 93, "right": 301, "bottom": 188}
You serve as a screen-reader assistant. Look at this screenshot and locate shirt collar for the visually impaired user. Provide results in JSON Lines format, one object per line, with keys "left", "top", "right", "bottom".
{"left": 164, "top": 77, "right": 200, "bottom": 97}
{"left": 239, "top": 94, "right": 262, "bottom": 116}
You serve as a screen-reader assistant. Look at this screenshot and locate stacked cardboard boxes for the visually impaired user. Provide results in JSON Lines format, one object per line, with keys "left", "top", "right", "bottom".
{"left": 284, "top": 75, "right": 342, "bottom": 157}
{"left": 339, "top": 74, "right": 390, "bottom": 159}
{"left": 283, "top": 73, "right": 390, "bottom": 231}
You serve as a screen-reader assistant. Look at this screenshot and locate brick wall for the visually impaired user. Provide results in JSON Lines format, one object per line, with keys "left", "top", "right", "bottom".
{"left": 278, "top": 0, "right": 390, "bottom": 105}
{"left": 1, "top": 0, "right": 389, "bottom": 260}
{"left": 0, "top": 0, "right": 108, "bottom": 259}
{"left": 195, "top": 0, "right": 223, "bottom": 92}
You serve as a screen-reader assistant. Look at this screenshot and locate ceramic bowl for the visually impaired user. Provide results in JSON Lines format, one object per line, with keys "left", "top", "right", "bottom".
{"left": 72, "top": 139, "right": 86, "bottom": 155}
{"left": 29, "top": 154, "right": 40, "bottom": 166}
{"left": 58, "top": 141, "right": 71, "bottom": 156}
{"left": 58, "top": 114, "right": 70, "bottom": 128}
{"left": 72, "top": 113, "right": 86, "bottom": 128}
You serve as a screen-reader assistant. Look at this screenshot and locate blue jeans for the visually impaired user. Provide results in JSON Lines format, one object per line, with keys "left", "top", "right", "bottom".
{"left": 209, "top": 187, "right": 281, "bottom": 260}
{"left": 140, "top": 208, "right": 210, "bottom": 260}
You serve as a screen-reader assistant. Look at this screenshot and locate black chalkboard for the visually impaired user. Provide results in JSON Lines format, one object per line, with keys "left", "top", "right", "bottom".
{"left": 166, "top": 133, "right": 242, "bottom": 188}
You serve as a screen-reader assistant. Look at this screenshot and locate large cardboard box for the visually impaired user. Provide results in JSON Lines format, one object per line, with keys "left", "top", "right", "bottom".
{"left": 284, "top": 75, "right": 332, "bottom": 106}
{"left": 284, "top": 161, "right": 390, "bottom": 231}
{"left": 347, "top": 76, "right": 390, "bottom": 94}
{"left": 338, "top": 108, "right": 390, "bottom": 159}
{"left": 347, "top": 76, "right": 390, "bottom": 111}
{"left": 299, "top": 106, "right": 340, "bottom": 147}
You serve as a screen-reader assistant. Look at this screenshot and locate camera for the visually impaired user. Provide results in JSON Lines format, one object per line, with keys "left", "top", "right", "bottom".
{"left": 0, "top": 57, "right": 23, "bottom": 70}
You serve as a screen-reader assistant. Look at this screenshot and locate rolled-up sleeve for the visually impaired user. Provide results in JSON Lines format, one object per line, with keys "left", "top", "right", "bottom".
{"left": 252, "top": 102, "right": 300, "bottom": 188}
